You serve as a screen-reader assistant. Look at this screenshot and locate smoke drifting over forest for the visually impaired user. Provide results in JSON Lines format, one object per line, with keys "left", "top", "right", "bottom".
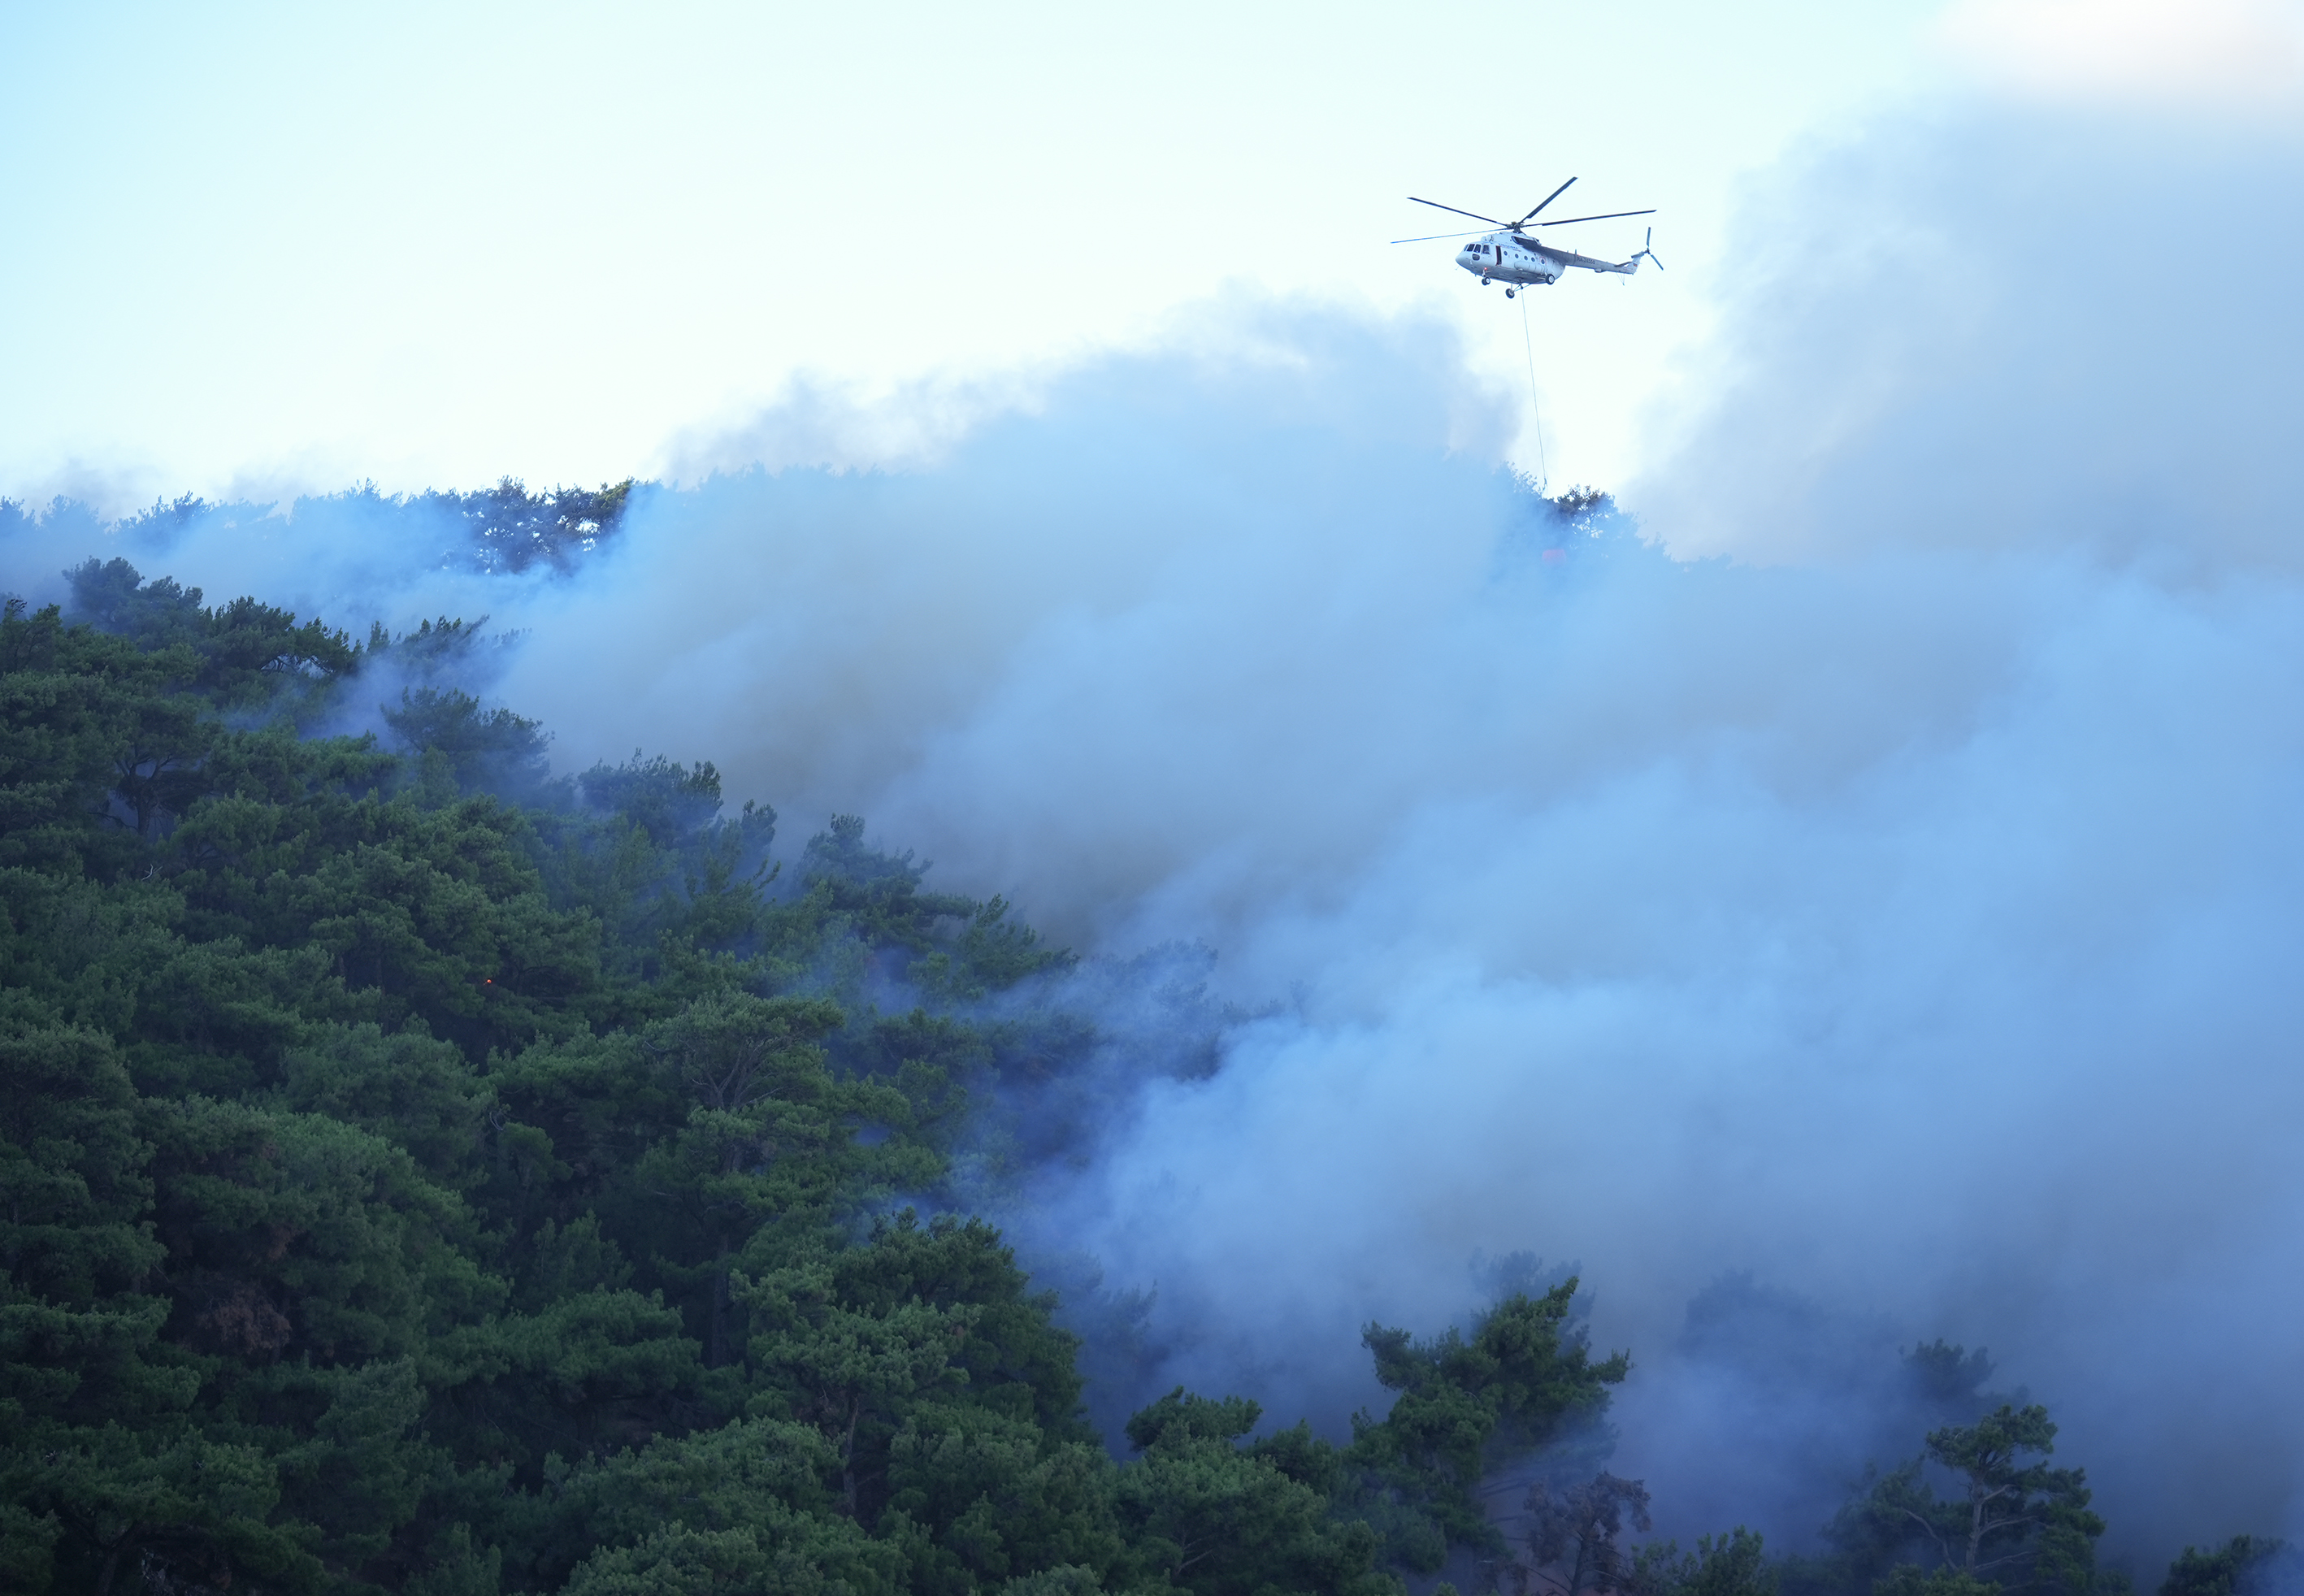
{"left": 11, "top": 103, "right": 2304, "bottom": 1574}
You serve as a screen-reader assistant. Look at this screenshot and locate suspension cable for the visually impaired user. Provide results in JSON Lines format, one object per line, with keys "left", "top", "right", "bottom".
{"left": 1519, "top": 289, "right": 1548, "bottom": 491}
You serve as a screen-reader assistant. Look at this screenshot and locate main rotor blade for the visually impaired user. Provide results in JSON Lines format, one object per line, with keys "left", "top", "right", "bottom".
{"left": 1516, "top": 177, "right": 1577, "bottom": 223}
{"left": 1408, "top": 196, "right": 1512, "bottom": 226}
{"left": 1524, "top": 209, "right": 1657, "bottom": 228}
{"left": 1390, "top": 228, "right": 1493, "bottom": 244}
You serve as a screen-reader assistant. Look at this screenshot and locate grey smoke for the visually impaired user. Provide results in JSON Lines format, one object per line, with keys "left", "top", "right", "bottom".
{"left": 10, "top": 98, "right": 2304, "bottom": 1568}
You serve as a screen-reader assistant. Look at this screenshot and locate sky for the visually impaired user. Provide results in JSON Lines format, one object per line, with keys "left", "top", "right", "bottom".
{"left": 14, "top": 1, "right": 2302, "bottom": 512}
{"left": 0, "top": 0, "right": 1963, "bottom": 507}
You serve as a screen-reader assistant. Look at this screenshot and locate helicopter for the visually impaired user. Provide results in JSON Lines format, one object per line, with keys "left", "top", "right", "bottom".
{"left": 1394, "top": 178, "right": 1660, "bottom": 297}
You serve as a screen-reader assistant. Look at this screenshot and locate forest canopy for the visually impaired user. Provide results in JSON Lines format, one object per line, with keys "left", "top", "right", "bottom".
{"left": 0, "top": 540, "right": 2289, "bottom": 1596}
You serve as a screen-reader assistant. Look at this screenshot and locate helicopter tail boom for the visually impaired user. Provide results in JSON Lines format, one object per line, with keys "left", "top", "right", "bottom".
{"left": 1577, "top": 227, "right": 1663, "bottom": 275}
{"left": 1547, "top": 248, "right": 1637, "bottom": 274}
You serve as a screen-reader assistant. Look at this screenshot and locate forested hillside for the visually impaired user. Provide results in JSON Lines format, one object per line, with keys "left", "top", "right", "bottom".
{"left": 0, "top": 559, "right": 1634, "bottom": 1595}
{"left": 1, "top": 549, "right": 2289, "bottom": 1596}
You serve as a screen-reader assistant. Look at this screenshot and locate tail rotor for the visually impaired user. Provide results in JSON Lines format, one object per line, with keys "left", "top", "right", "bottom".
{"left": 1630, "top": 227, "right": 1664, "bottom": 271}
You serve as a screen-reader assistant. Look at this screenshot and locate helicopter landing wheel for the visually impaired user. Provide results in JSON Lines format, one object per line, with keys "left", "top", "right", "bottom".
{"left": 1504, "top": 288, "right": 1516, "bottom": 298}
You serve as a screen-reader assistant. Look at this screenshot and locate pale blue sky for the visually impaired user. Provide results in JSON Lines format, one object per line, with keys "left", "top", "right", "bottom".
{"left": 0, "top": 0, "right": 1973, "bottom": 506}
{"left": 10, "top": 0, "right": 2279, "bottom": 508}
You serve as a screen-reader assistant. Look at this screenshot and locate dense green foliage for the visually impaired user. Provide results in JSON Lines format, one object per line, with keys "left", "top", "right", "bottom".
{"left": 0, "top": 569, "right": 1636, "bottom": 1594}
{"left": 1804, "top": 1407, "right": 2109, "bottom": 1596}
{"left": 2, "top": 479, "right": 640, "bottom": 583}
{"left": 2158, "top": 1538, "right": 2297, "bottom": 1596}
{"left": 3, "top": 550, "right": 2290, "bottom": 1596}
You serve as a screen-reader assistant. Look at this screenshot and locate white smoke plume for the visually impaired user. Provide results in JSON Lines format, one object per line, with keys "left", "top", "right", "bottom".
{"left": 493, "top": 106, "right": 2304, "bottom": 1560}
{"left": 9, "top": 98, "right": 2304, "bottom": 1566}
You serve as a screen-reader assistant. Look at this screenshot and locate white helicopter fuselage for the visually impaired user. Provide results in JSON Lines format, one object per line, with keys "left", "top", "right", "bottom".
{"left": 1457, "top": 230, "right": 1638, "bottom": 285}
